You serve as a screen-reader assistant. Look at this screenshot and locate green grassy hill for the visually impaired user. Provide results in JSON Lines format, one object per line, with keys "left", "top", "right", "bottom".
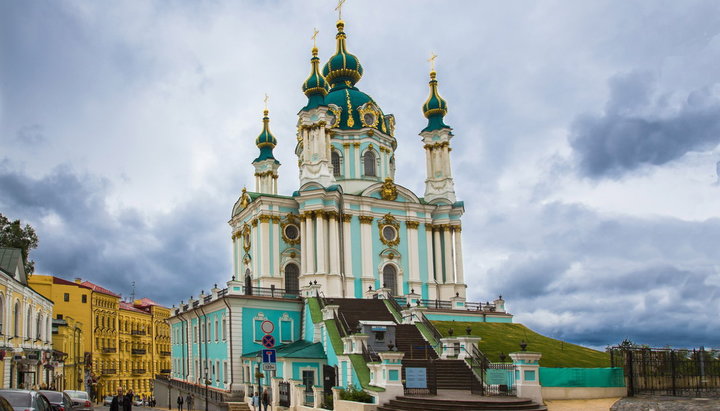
{"left": 431, "top": 321, "right": 610, "bottom": 368}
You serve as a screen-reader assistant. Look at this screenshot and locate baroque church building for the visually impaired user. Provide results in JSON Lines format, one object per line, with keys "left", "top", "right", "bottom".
{"left": 232, "top": 19, "right": 467, "bottom": 302}
{"left": 165, "top": 16, "right": 516, "bottom": 411}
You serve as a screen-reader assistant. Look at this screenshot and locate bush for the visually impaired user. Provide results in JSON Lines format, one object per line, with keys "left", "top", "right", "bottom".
{"left": 339, "top": 384, "right": 373, "bottom": 403}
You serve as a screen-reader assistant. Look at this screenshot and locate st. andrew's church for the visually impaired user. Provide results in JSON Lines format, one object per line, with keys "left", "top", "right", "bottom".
{"left": 164, "top": 14, "right": 524, "bottom": 411}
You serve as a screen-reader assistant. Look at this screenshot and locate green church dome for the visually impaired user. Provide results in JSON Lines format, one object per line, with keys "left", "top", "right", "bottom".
{"left": 302, "top": 46, "right": 329, "bottom": 109}
{"left": 422, "top": 70, "right": 450, "bottom": 132}
{"left": 254, "top": 109, "right": 279, "bottom": 163}
{"left": 322, "top": 21, "right": 364, "bottom": 88}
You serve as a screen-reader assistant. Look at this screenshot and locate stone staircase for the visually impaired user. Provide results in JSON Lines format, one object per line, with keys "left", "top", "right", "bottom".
{"left": 225, "top": 402, "right": 251, "bottom": 411}
{"left": 395, "top": 324, "right": 437, "bottom": 359}
{"left": 377, "top": 394, "right": 547, "bottom": 411}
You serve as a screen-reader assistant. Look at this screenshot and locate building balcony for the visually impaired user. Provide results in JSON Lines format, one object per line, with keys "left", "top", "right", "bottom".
{"left": 131, "top": 369, "right": 146, "bottom": 375}
{"left": 160, "top": 351, "right": 171, "bottom": 356}
{"left": 131, "top": 349, "right": 146, "bottom": 355}
{"left": 102, "top": 369, "right": 116, "bottom": 375}
{"left": 102, "top": 347, "right": 117, "bottom": 354}
{"left": 160, "top": 369, "right": 171, "bottom": 374}
{"left": 130, "top": 330, "right": 147, "bottom": 336}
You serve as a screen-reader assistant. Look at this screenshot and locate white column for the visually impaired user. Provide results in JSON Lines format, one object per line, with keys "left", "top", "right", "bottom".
{"left": 433, "top": 227, "right": 443, "bottom": 283}
{"left": 425, "top": 148, "right": 432, "bottom": 178}
{"left": 443, "top": 226, "right": 455, "bottom": 284}
{"left": 251, "top": 223, "right": 258, "bottom": 279}
{"left": 425, "top": 225, "right": 435, "bottom": 285}
{"left": 360, "top": 218, "right": 373, "bottom": 279}
{"left": 407, "top": 223, "right": 420, "bottom": 282}
{"left": 306, "top": 212, "right": 316, "bottom": 274}
{"left": 316, "top": 212, "right": 327, "bottom": 274}
{"left": 300, "top": 216, "right": 307, "bottom": 275}
{"left": 343, "top": 216, "right": 353, "bottom": 277}
{"left": 272, "top": 218, "right": 280, "bottom": 276}
{"left": 354, "top": 143, "right": 361, "bottom": 177}
{"left": 453, "top": 226, "right": 464, "bottom": 285}
{"left": 328, "top": 215, "right": 340, "bottom": 274}
{"left": 261, "top": 217, "right": 270, "bottom": 277}
{"left": 343, "top": 144, "right": 351, "bottom": 177}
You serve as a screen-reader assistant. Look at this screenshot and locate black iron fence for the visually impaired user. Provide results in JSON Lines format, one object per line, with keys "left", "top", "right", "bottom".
{"left": 245, "top": 285, "right": 300, "bottom": 299}
{"left": 610, "top": 346, "right": 720, "bottom": 397}
{"left": 278, "top": 381, "right": 290, "bottom": 407}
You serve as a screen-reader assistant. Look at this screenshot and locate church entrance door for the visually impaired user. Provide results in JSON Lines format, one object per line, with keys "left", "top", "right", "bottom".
{"left": 383, "top": 264, "right": 398, "bottom": 296}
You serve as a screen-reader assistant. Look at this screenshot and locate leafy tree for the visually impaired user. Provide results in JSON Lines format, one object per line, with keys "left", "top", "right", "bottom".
{"left": 0, "top": 213, "right": 39, "bottom": 274}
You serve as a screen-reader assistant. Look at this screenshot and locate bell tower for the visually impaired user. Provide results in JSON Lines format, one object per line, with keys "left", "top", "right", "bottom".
{"left": 252, "top": 107, "right": 280, "bottom": 194}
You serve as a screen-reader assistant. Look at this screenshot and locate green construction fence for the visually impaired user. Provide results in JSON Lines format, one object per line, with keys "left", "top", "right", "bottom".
{"left": 539, "top": 367, "right": 625, "bottom": 387}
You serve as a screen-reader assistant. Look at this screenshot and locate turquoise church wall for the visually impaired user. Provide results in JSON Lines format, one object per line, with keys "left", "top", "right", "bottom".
{"left": 425, "top": 313, "right": 513, "bottom": 323}
{"left": 241, "top": 307, "right": 302, "bottom": 355}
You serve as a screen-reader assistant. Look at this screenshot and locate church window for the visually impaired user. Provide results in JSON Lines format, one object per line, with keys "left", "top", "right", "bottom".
{"left": 331, "top": 151, "right": 341, "bottom": 177}
{"left": 382, "top": 225, "right": 397, "bottom": 243}
{"left": 284, "top": 224, "right": 299, "bottom": 241}
{"left": 285, "top": 263, "right": 300, "bottom": 295}
{"left": 13, "top": 302, "right": 19, "bottom": 336}
{"left": 363, "top": 151, "right": 376, "bottom": 177}
{"left": 382, "top": 264, "right": 398, "bottom": 296}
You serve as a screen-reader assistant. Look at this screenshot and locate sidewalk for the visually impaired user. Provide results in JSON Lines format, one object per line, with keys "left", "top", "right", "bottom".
{"left": 546, "top": 398, "right": 621, "bottom": 411}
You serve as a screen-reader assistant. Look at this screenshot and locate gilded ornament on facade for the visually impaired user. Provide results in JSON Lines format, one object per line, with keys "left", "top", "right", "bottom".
{"left": 378, "top": 213, "right": 400, "bottom": 247}
{"left": 281, "top": 214, "right": 301, "bottom": 245}
{"left": 239, "top": 187, "right": 250, "bottom": 209}
{"left": 327, "top": 104, "right": 342, "bottom": 128}
{"left": 380, "top": 177, "right": 398, "bottom": 201}
{"left": 406, "top": 221, "right": 420, "bottom": 229}
{"left": 358, "top": 103, "right": 379, "bottom": 128}
{"left": 242, "top": 224, "right": 251, "bottom": 252}
{"left": 358, "top": 215, "right": 374, "bottom": 224}
{"left": 345, "top": 90, "right": 355, "bottom": 127}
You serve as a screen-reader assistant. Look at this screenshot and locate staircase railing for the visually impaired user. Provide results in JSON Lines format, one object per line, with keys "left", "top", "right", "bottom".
{"left": 418, "top": 312, "right": 443, "bottom": 346}
{"left": 386, "top": 297, "right": 404, "bottom": 322}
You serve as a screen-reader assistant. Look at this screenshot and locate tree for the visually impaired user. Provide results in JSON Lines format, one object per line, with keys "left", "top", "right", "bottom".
{"left": 0, "top": 213, "right": 39, "bottom": 274}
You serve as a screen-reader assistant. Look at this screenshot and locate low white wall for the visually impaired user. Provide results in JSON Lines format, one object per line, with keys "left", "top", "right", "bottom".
{"left": 541, "top": 386, "right": 627, "bottom": 400}
{"left": 333, "top": 399, "right": 377, "bottom": 411}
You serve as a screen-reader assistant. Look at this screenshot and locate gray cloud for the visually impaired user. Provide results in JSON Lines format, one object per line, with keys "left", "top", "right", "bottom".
{"left": 0, "top": 162, "right": 231, "bottom": 306}
{"left": 570, "top": 72, "right": 720, "bottom": 178}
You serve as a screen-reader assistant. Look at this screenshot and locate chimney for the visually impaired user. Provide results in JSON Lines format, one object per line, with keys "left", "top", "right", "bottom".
{"left": 74, "top": 278, "right": 82, "bottom": 284}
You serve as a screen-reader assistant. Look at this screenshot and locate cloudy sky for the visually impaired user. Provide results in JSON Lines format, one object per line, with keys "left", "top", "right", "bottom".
{"left": 2, "top": 0, "right": 719, "bottom": 349}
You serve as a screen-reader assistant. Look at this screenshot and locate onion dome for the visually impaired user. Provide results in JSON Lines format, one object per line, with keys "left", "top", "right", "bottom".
{"left": 302, "top": 46, "right": 329, "bottom": 110}
{"left": 322, "top": 20, "right": 364, "bottom": 90}
{"left": 422, "top": 70, "right": 449, "bottom": 132}
{"left": 254, "top": 109, "right": 279, "bottom": 164}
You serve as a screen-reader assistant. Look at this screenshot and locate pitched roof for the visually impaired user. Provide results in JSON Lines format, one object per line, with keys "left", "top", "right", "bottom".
{"left": 242, "top": 340, "right": 327, "bottom": 359}
{"left": 134, "top": 297, "right": 160, "bottom": 308}
{"left": 52, "top": 276, "right": 93, "bottom": 290}
{"left": 120, "top": 301, "right": 149, "bottom": 313}
{"left": 80, "top": 280, "right": 121, "bottom": 297}
{"left": 0, "top": 247, "right": 22, "bottom": 277}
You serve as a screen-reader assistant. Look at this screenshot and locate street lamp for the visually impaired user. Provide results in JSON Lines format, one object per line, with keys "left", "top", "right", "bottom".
{"left": 204, "top": 367, "right": 209, "bottom": 411}
{"left": 255, "top": 354, "right": 263, "bottom": 395}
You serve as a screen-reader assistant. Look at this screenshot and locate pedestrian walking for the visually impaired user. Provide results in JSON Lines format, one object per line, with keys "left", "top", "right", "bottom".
{"left": 251, "top": 392, "right": 260, "bottom": 411}
{"left": 110, "top": 388, "right": 122, "bottom": 411}
{"left": 123, "top": 390, "right": 133, "bottom": 411}
{"left": 261, "top": 388, "right": 270, "bottom": 411}
{"left": 185, "top": 394, "right": 192, "bottom": 411}
{"left": 177, "top": 395, "right": 184, "bottom": 411}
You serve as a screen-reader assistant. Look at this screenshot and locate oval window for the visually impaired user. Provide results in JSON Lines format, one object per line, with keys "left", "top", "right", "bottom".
{"left": 382, "top": 225, "right": 397, "bottom": 242}
{"left": 284, "top": 224, "right": 300, "bottom": 240}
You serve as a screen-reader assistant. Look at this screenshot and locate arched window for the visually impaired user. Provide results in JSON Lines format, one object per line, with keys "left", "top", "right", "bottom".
{"left": 36, "top": 314, "right": 42, "bottom": 341}
{"left": 389, "top": 156, "right": 396, "bottom": 178}
{"left": 245, "top": 269, "right": 252, "bottom": 295}
{"left": 285, "top": 263, "right": 300, "bottom": 295}
{"left": 331, "top": 151, "right": 341, "bottom": 177}
{"left": 363, "top": 151, "right": 376, "bottom": 177}
{"left": 26, "top": 307, "right": 32, "bottom": 339}
{"left": 382, "top": 264, "right": 398, "bottom": 296}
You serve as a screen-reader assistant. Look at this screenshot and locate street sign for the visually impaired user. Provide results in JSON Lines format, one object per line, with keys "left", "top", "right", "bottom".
{"left": 262, "top": 363, "right": 277, "bottom": 371}
{"left": 261, "top": 334, "right": 276, "bottom": 348}
{"left": 261, "top": 320, "right": 275, "bottom": 334}
{"left": 262, "top": 349, "right": 277, "bottom": 363}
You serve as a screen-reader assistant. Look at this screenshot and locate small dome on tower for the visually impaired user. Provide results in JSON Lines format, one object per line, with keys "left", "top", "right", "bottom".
{"left": 302, "top": 46, "right": 329, "bottom": 109}
{"left": 422, "top": 70, "right": 450, "bottom": 132}
{"left": 322, "top": 20, "right": 364, "bottom": 89}
{"left": 254, "top": 109, "right": 279, "bottom": 164}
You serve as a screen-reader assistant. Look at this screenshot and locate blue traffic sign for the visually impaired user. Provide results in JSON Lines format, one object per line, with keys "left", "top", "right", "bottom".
{"left": 261, "top": 334, "right": 275, "bottom": 348}
{"left": 262, "top": 349, "right": 276, "bottom": 363}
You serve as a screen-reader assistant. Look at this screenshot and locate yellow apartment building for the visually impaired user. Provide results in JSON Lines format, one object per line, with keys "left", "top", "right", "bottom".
{"left": 51, "top": 316, "right": 86, "bottom": 391}
{"left": 28, "top": 276, "right": 170, "bottom": 398}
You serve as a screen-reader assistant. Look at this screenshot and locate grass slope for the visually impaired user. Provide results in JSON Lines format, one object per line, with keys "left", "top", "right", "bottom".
{"left": 431, "top": 321, "right": 610, "bottom": 368}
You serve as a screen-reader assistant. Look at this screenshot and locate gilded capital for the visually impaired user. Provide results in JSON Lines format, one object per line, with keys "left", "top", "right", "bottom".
{"left": 406, "top": 221, "right": 420, "bottom": 229}
{"left": 342, "top": 214, "right": 353, "bottom": 223}
{"left": 359, "top": 215, "right": 374, "bottom": 224}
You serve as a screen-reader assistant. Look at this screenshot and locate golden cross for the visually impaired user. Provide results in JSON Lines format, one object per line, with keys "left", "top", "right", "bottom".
{"left": 264, "top": 93, "right": 269, "bottom": 110}
{"left": 311, "top": 28, "right": 319, "bottom": 48}
{"left": 335, "top": 0, "right": 347, "bottom": 20}
{"left": 428, "top": 52, "right": 438, "bottom": 72}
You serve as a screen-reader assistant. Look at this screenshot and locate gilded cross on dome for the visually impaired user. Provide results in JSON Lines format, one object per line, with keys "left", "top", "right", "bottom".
{"left": 335, "top": 0, "right": 347, "bottom": 21}
{"left": 311, "top": 28, "right": 319, "bottom": 48}
{"left": 428, "top": 52, "right": 438, "bottom": 72}
{"left": 264, "top": 93, "right": 270, "bottom": 110}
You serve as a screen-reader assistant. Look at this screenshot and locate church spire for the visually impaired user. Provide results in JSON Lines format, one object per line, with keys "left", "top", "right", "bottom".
{"left": 419, "top": 56, "right": 456, "bottom": 204}
{"left": 253, "top": 102, "right": 280, "bottom": 194}
{"left": 422, "top": 58, "right": 449, "bottom": 132}
{"left": 302, "top": 30, "right": 329, "bottom": 110}
{"left": 322, "top": 20, "right": 363, "bottom": 90}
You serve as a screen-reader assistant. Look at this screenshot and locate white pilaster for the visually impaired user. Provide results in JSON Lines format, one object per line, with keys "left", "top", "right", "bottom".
{"left": 433, "top": 228, "right": 443, "bottom": 283}
{"left": 261, "top": 217, "right": 270, "bottom": 277}
{"left": 316, "top": 212, "right": 327, "bottom": 274}
{"left": 407, "top": 223, "right": 420, "bottom": 282}
{"left": 453, "top": 226, "right": 464, "bottom": 286}
{"left": 342, "top": 216, "right": 353, "bottom": 278}
{"left": 306, "top": 212, "right": 316, "bottom": 274}
{"left": 300, "top": 217, "right": 307, "bottom": 275}
{"left": 425, "top": 225, "right": 436, "bottom": 299}
{"left": 328, "top": 215, "right": 340, "bottom": 274}
{"left": 443, "top": 226, "right": 455, "bottom": 284}
{"left": 343, "top": 144, "right": 351, "bottom": 177}
{"left": 272, "top": 218, "right": 280, "bottom": 277}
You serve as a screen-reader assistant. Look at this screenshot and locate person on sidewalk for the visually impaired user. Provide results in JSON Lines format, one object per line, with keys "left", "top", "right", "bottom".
{"left": 185, "top": 394, "right": 192, "bottom": 411}
{"left": 123, "top": 390, "right": 133, "bottom": 411}
{"left": 261, "top": 388, "right": 270, "bottom": 411}
{"left": 251, "top": 392, "right": 259, "bottom": 411}
{"left": 177, "top": 395, "right": 184, "bottom": 411}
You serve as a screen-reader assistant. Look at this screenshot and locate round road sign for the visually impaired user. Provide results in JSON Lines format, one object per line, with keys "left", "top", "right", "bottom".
{"left": 261, "top": 320, "right": 274, "bottom": 334}
{"left": 261, "top": 334, "right": 276, "bottom": 349}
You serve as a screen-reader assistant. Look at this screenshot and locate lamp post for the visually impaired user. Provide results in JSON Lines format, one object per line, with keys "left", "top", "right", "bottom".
{"left": 255, "top": 354, "right": 263, "bottom": 395}
{"left": 204, "top": 367, "right": 209, "bottom": 411}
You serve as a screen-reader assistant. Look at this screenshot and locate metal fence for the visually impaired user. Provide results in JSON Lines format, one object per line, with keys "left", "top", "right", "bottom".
{"left": 610, "top": 346, "right": 720, "bottom": 397}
